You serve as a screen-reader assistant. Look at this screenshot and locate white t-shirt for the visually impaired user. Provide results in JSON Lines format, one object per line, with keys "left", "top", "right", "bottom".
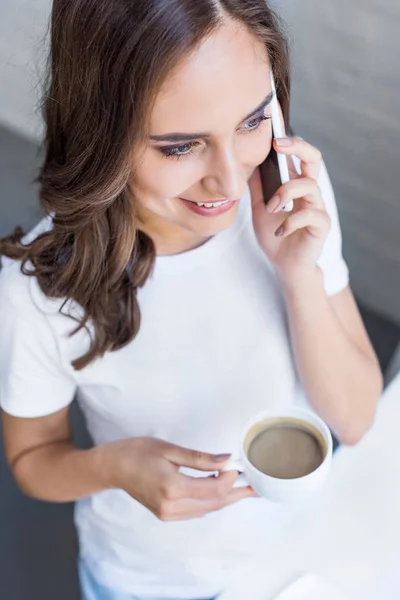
{"left": 0, "top": 160, "right": 349, "bottom": 598}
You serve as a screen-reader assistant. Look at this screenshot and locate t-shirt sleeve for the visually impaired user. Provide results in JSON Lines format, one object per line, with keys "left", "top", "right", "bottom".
{"left": 0, "top": 262, "right": 77, "bottom": 418}
{"left": 316, "top": 160, "right": 350, "bottom": 296}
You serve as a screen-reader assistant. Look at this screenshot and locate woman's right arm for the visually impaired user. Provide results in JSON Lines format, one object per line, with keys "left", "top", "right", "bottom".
{"left": 2, "top": 406, "right": 107, "bottom": 502}
{"left": 2, "top": 407, "right": 256, "bottom": 520}
{"left": 0, "top": 272, "right": 255, "bottom": 519}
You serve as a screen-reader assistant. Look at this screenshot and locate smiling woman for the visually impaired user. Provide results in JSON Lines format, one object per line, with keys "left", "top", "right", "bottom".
{"left": 0, "top": 0, "right": 290, "bottom": 369}
{"left": 133, "top": 22, "right": 276, "bottom": 252}
{"left": 0, "top": 1, "right": 381, "bottom": 600}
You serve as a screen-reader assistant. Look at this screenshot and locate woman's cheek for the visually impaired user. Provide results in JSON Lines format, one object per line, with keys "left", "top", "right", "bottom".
{"left": 238, "top": 132, "right": 272, "bottom": 167}
{"left": 151, "top": 157, "right": 204, "bottom": 199}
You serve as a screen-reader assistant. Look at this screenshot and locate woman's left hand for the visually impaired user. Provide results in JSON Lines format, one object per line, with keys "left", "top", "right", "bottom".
{"left": 249, "top": 137, "right": 331, "bottom": 288}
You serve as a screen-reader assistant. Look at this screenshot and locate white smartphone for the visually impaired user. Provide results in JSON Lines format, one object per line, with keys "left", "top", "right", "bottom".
{"left": 269, "top": 71, "right": 293, "bottom": 212}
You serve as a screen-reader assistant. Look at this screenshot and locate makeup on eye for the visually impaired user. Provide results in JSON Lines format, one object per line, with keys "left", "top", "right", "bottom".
{"left": 157, "top": 110, "right": 272, "bottom": 160}
{"left": 149, "top": 91, "right": 273, "bottom": 143}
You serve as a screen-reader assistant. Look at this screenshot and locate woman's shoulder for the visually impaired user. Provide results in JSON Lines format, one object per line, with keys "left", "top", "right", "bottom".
{"left": 22, "top": 213, "right": 54, "bottom": 244}
{"left": 0, "top": 215, "right": 59, "bottom": 316}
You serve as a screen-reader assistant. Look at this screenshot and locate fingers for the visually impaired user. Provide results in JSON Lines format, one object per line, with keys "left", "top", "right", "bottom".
{"left": 156, "top": 443, "right": 259, "bottom": 521}
{"left": 275, "top": 208, "right": 331, "bottom": 240}
{"left": 274, "top": 137, "right": 322, "bottom": 180}
{"left": 200, "top": 484, "right": 258, "bottom": 516}
{"left": 224, "top": 485, "right": 259, "bottom": 505}
{"left": 179, "top": 470, "right": 239, "bottom": 501}
{"left": 165, "top": 443, "right": 231, "bottom": 472}
{"left": 266, "top": 177, "right": 324, "bottom": 213}
{"left": 249, "top": 138, "right": 323, "bottom": 216}
{"left": 157, "top": 485, "right": 258, "bottom": 522}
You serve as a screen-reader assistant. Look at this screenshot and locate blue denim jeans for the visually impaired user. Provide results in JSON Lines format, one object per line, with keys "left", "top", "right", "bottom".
{"left": 78, "top": 558, "right": 216, "bottom": 600}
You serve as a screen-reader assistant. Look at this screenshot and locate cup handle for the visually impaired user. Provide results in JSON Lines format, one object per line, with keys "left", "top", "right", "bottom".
{"left": 220, "top": 457, "right": 249, "bottom": 488}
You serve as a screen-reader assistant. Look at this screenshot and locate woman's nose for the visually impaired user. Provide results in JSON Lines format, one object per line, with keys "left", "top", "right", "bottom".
{"left": 201, "top": 148, "right": 247, "bottom": 201}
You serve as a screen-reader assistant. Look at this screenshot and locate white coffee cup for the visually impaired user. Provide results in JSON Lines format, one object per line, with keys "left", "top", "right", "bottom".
{"left": 222, "top": 406, "right": 333, "bottom": 503}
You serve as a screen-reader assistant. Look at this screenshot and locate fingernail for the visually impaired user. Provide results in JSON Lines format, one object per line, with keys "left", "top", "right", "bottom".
{"left": 275, "top": 138, "right": 292, "bottom": 146}
{"left": 267, "top": 195, "right": 280, "bottom": 213}
{"left": 213, "top": 453, "right": 231, "bottom": 462}
{"left": 275, "top": 225, "right": 285, "bottom": 237}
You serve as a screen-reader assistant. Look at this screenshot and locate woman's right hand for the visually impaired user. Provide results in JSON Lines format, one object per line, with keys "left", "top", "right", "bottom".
{"left": 97, "top": 437, "right": 257, "bottom": 521}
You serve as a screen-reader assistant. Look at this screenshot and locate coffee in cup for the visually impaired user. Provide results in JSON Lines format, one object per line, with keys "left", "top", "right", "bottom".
{"left": 245, "top": 417, "right": 327, "bottom": 479}
{"left": 222, "top": 406, "right": 333, "bottom": 502}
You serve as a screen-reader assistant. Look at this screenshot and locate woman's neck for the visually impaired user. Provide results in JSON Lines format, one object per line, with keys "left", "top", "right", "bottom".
{"left": 136, "top": 206, "right": 212, "bottom": 256}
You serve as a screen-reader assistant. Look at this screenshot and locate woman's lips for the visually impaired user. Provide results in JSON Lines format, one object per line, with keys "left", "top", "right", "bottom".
{"left": 178, "top": 198, "right": 236, "bottom": 217}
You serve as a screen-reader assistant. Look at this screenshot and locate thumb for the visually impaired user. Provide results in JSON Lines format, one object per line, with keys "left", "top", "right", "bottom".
{"left": 165, "top": 444, "right": 231, "bottom": 471}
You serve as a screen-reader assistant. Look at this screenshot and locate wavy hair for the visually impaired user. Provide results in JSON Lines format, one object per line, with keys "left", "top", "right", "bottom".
{"left": 0, "top": 0, "right": 291, "bottom": 369}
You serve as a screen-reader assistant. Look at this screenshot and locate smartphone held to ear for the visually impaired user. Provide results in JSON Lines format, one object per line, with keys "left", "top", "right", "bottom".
{"left": 267, "top": 71, "right": 293, "bottom": 213}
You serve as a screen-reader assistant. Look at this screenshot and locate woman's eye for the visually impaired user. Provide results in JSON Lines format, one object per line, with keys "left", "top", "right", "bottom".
{"left": 243, "top": 114, "right": 271, "bottom": 131}
{"left": 159, "top": 142, "right": 197, "bottom": 159}
{"left": 157, "top": 115, "right": 270, "bottom": 160}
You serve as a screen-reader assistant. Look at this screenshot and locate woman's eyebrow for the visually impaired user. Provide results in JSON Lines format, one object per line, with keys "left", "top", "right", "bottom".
{"left": 149, "top": 91, "right": 274, "bottom": 143}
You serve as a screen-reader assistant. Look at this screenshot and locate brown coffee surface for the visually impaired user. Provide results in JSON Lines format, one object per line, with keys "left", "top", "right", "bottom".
{"left": 247, "top": 424, "right": 324, "bottom": 479}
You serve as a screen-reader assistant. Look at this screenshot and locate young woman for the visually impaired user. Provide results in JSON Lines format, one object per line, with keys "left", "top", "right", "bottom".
{"left": 0, "top": 1, "right": 382, "bottom": 599}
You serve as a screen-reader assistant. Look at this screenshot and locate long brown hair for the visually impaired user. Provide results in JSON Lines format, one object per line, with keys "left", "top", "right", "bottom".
{"left": 0, "top": 0, "right": 291, "bottom": 370}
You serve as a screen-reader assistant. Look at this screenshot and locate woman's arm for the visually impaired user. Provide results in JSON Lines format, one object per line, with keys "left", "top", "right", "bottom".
{"left": 2, "top": 407, "right": 107, "bottom": 502}
{"left": 1, "top": 407, "right": 255, "bottom": 519}
{"left": 249, "top": 137, "right": 382, "bottom": 445}
{"left": 283, "top": 273, "right": 383, "bottom": 445}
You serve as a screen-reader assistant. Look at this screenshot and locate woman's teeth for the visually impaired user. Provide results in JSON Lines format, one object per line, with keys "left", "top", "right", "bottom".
{"left": 195, "top": 201, "right": 229, "bottom": 208}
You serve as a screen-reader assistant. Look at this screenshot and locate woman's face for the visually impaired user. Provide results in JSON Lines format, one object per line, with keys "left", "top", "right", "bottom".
{"left": 133, "top": 19, "right": 273, "bottom": 255}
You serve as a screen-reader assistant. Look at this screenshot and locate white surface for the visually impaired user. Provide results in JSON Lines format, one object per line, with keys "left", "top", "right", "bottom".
{"left": 273, "top": 573, "right": 349, "bottom": 600}
{"left": 219, "top": 373, "right": 400, "bottom": 600}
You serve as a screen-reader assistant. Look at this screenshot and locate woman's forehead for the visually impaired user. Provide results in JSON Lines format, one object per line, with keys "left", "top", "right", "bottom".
{"left": 149, "top": 22, "right": 270, "bottom": 134}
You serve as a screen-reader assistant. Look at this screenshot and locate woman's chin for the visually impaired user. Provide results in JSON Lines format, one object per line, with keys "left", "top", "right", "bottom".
{"left": 183, "top": 201, "right": 239, "bottom": 237}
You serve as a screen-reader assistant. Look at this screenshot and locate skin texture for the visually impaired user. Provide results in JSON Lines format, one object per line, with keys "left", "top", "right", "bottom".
{"left": 2, "top": 18, "right": 383, "bottom": 521}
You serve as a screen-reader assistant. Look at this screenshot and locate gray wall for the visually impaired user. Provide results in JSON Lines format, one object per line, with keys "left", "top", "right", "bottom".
{"left": 1, "top": 0, "right": 399, "bottom": 322}
{"left": 0, "top": 0, "right": 49, "bottom": 140}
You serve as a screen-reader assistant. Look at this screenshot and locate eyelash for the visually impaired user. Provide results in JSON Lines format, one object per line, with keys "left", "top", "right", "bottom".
{"left": 159, "top": 114, "right": 271, "bottom": 160}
